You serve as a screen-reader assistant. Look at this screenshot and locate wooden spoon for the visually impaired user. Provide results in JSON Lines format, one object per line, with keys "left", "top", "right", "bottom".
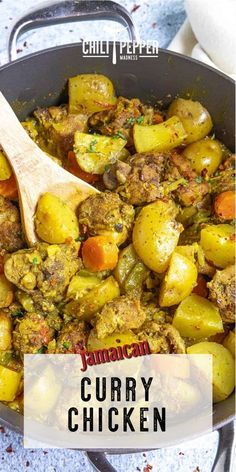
{"left": 0, "top": 92, "right": 99, "bottom": 246}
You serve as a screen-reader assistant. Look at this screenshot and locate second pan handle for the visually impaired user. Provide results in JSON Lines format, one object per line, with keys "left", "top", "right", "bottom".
{"left": 8, "top": 0, "right": 138, "bottom": 61}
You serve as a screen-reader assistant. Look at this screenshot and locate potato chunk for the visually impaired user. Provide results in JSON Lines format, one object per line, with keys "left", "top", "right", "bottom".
{"left": 74, "top": 132, "right": 126, "bottom": 174}
{"left": 173, "top": 294, "right": 223, "bottom": 338}
{"left": 200, "top": 224, "right": 235, "bottom": 268}
{"left": 159, "top": 252, "right": 197, "bottom": 306}
{"left": 35, "top": 192, "right": 79, "bottom": 244}
{"left": 132, "top": 199, "right": 182, "bottom": 273}
{"left": 167, "top": 98, "right": 213, "bottom": 144}
{"left": 0, "top": 365, "right": 21, "bottom": 402}
{"left": 133, "top": 116, "right": 186, "bottom": 153}
{"left": 0, "top": 274, "right": 14, "bottom": 308}
{"left": 182, "top": 138, "right": 223, "bottom": 176}
{"left": 69, "top": 74, "right": 116, "bottom": 114}
{"left": 187, "top": 342, "right": 235, "bottom": 402}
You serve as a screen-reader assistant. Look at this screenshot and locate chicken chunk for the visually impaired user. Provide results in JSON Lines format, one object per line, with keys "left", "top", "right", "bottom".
{"left": 89, "top": 97, "right": 154, "bottom": 147}
{"left": 4, "top": 242, "right": 81, "bottom": 304}
{"left": 78, "top": 192, "right": 134, "bottom": 245}
{"left": 56, "top": 320, "right": 90, "bottom": 353}
{"left": 95, "top": 292, "right": 146, "bottom": 339}
{"left": 0, "top": 196, "right": 24, "bottom": 252}
{"left": 135, "top": 321, "right": 185, "bottom": 353}
{"left": 164, "top": 152, "right": 209, "bottom": 207}
{"left": 13, "top": 312, "right": 55, "bottom": 355}
{"left": 34, "top": 105, "right": 88, "bottom": 159}
{"left": 208, "top": 265, "right": 235, "bottom": 323}
{"left": 103, "top": 152, "right": 165, "bottom": 205}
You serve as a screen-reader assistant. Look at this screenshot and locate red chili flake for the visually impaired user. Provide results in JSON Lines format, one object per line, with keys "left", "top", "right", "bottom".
{"left": 179, "top": 451, "right": 185, "bottom": 455}
{"left": 16, "top": 49, "right": 23, "bottom": 54}
{"left": 43, "top": 451, "right": 48, "bottom": 455}
{"left": 152, "top": 22, "right": 157, "bottom": 28}
{"left": 131, "top": 4, "right": 140, "bottom": 13}
{"left": 6, "top": 445, "right": 13, "bottom": 453}
{"left": 143, "top": 453, "right": 146, "bottom": 457}
{"left": 23, "top": 41, "right": 28, "bottom": 47}
{"left": 143, "top": 465, "right": 153, "bottom": 472}
{"left": 116, "top": 339, "right": 121, "bottom": 343}
{"left": 0, "top": 426, "right": 5, "bottom": 433}
{"left": 26, "top": 461, "right": 30, "bottom": 467}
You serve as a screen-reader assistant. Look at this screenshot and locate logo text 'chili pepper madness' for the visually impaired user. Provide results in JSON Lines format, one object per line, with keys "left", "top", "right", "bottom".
{"left": 82, "top": 41, "right": 159, "bottom": 64}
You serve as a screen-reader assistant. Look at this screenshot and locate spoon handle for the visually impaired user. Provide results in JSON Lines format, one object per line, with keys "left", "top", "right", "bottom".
{"left": 0, "top": 92, "right": 50, "bottom": 180}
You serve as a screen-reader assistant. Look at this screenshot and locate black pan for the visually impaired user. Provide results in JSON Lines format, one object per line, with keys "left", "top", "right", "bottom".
{"left": 0, "top": 2, "right": 235, "bottom": 471}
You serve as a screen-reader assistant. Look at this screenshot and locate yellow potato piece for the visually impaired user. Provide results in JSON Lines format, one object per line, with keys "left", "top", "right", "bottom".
{"left": 200, "top": 224, "right": 235, "bottom": 268}
{"left": 74, "top": 132, "right": 126, "bottom": 174}
{"left": 65, "top": 276, "right": 120, "bottom": 321}
{"left": 26, "top": 365, "right": 61, "bottom": 415}
{"left": 87, "top": 329, "right": 138, "bottom": 351}
{"left": 182, "top": 138, "right": 223, "bottom": 175}
{"left": 0, "top": 365, "right": 21, "bottom": 402}
{"left": 132, "top": 200, "right": 182, "bottom": 273}
{"left": 223, "top": 331, "right": 235, "bottom": 358}
{"left": 67, "top": 272, "right": 101, "bottom": 300}
{"left": 0, "top": 311, "right": 12, "bottom": 350}
{"left": 0, "top": 149, "right": 12, "bottom": 181}
{"left": 167, "top": 98, "right": 213, "bottom": 144}
{"left": 174, "top": 245, "right": 196, "bottom": 262}
{"left": 69, "top": 74, "right": 117, "bottom": 114}
{"left": 159, "top": 252, "right": 197, "bottom": 306}
{"left": 187, "top": 342, "right": 235, "bottom": 403}
{"left": 173, "top": 294, "right": 223, "bottom": 338}
{"left": 35, "top": 192, "right": 79, "bottom": 244}
{"left": 0, "top": 273, "right": 14, "bottom": 308}
{"left": 133, "top": 116, "right": 187, "bottom": 153}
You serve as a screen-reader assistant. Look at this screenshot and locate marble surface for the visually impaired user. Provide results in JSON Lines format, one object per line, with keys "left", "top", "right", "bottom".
{"left": 0, "top": 1, "right": 234, "bottom": 471}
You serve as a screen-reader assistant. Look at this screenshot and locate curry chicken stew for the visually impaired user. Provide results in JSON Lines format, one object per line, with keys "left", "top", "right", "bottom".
{"left": 0, "top": 74, "right": 235, "bottom": 412}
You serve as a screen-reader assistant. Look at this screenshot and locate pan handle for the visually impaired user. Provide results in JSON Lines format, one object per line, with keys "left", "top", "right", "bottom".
{"left": 86, "top": 422, "right": 235, "bottom": 472}
{"left": 8, "top": 0, "right": 138, "bottom": 61}
{"left": 211, "top": 421, "right": 235, "bottom": 472}
{"left": 87, "top": 451, "right": 116, "bottom": 472}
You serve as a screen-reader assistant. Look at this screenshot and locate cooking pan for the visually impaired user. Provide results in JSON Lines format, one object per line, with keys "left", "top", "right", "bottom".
{"left": 0, "top": 1, "right": 235, "bottom": 471}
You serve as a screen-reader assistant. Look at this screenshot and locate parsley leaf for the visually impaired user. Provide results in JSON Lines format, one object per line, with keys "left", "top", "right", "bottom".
{"left": 37, "top": 346, "right": 47, "bottom": 354}
{"left": 87, "top": 139, "right": 98, "bottom": 153}
{"left": 113, "top": 131, "right": 126, "bottom": 140}
{"left": 63, "top": 342, "right": 71, "bottom": 350}
{"left": 126, "top": 117, "right": 136, "bottom": 125}
{"left": 195, "top": 176, "right": 204, "bottom": 183}
{"left": 32, "top": 257, "right": 39, "bottom": 265}
{"left": 12, "top": 309, "right": 24, "bottom": 318}
{"left": 75, "top": 235, "right": 86, "bottom": 242}
{"left": 136, "top": 115, "right": 144, "bottom": 124}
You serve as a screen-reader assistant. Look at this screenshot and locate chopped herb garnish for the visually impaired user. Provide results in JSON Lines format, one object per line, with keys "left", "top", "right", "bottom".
{"left": 136, "top": 115, "right": 144, "bottom": 124}
{"left": 75, "top": 235, "right": 86, "bottom": 242}
{"left": 12, "top": 309, "right": 24, "bottom": 318}
{"left": 32, "top": 257, "right": 38, "bottom": 265}
{"left": 126, "top": 117, "right": 136, "bottom": 125}
{"left": 115, "top": 223, "right": 123, "bottom": 232}
{"left": 113, "top": 131, "right": 126, "bottom": 140}
{"left": 37, "top": 346, "right": 47, "bottom": 354}
{"left": 87, "top": 139, "right": 98, "bottom": 152}
{"left": 195, "top": 176, "right": 204, "bottom": 183}
{"left": 104, "top": 164, "right": 110, "bottom": 172}
{"left": 63, "top": 342, "right": 71, "bottom": 350}
{"left": 126, "top": 116, "right": 144, "bottom": 126}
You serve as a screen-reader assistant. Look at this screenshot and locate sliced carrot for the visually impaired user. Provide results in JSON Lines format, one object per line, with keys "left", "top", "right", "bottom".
{"left": 82, "top": 235, "right": 118, "bottom": 272}
{"left": 192, "top": 275, "right": 208, "bottom": 298}
{"left": 214, "top": 190, "right": 235, "bottom": 220}
{"left": 66, "top": 151, "right": 99, "bottom": 184}
{"left": 0, "top": 174, "right": 18, "bottom": 199}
